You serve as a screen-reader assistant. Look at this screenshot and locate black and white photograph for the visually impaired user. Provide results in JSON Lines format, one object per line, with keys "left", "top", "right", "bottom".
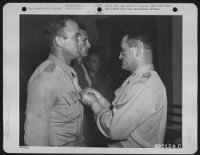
{"left": 3, "top": 3, "right": 197, "bottom": 154}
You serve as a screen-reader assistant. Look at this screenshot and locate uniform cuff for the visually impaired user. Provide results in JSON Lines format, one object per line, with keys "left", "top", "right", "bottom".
{"left": 92, "top": 102, "right": 105, "bottom": 115}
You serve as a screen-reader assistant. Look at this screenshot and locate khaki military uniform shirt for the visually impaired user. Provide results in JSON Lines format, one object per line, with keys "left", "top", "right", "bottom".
{"left": 96, "top": 64, "right": 167, "bottom": 147}
{"left": 24, "top": 54, "right": 84, "bottom": 146}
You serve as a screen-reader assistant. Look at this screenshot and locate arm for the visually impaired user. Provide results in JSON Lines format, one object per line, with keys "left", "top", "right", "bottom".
{"left": 81, "top": 88, "right": 110, "bottom": 111}
{"left": 96, "top": 84, "right": 155, "bottom": 140}
{"left": 24, "top": 74, "right": 57, "bottom": 146}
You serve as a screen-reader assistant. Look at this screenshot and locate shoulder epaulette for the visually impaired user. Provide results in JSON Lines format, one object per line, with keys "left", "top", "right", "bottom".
{"left": 43, "top": 63, "right": 56, "bottom": 73}
{"left": 142, "top": 72, "right": 151, "bottom": 79}
{"left": 135, "top": 72, "right": 151, "bottom": 85}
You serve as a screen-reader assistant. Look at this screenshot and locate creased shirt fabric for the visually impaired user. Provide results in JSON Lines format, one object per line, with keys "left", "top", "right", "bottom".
{"left": 96, "top": 65, "right": 167, "bottom": 148}
{"left": 24, "top": 54, "right": 84, "bottom": 146}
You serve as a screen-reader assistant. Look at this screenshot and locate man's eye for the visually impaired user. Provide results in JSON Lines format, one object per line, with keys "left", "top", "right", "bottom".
{"left": 75, "top": 33, "right": 81, "bottom": 39}
{"left": 83, "top": 39, "right": 88, "bottom": 43}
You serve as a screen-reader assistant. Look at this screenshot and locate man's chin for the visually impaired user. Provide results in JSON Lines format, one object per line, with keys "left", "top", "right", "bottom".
{"left": 121, "top": 64, "right": 128, "bottom": 71}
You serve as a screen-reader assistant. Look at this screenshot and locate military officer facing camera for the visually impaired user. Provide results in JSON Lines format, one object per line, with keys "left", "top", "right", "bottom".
{"left": 81, "top": 31, "right": 168, "bottom": 148}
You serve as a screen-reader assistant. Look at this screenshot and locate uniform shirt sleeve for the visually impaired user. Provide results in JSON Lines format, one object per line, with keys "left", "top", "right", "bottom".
{"left": 24, "top": 73, "right": 57, "bottom": 146}
{"left": 96, "top": 83, "right": 155, "bottom": 140}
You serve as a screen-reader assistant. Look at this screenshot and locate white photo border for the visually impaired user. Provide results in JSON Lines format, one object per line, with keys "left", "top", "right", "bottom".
{"left": 3, "top": 3, "right": 198, "bottom": 154}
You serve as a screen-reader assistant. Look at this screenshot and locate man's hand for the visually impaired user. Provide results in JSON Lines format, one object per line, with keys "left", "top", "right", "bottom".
{"left": 80, "top": 88, "right": 98, "bottom": 106}
{"left": 80, "top": 88, "right": 111, "bottom": 109}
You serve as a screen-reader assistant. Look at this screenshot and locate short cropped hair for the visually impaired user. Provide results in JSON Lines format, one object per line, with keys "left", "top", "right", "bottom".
{"left": 79, "top": 23, "right": 87, "bottom": 31}
{"left": 44, "top": 16, "right": 78, "bottom": 44}
{"left": 123, "top": 28, "right": 155, "bottom": 50}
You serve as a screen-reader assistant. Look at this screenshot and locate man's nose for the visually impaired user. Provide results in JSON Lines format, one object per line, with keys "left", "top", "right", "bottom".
{"left": 119, "top": 52, "right": 123, "bottom": 59}
{"left": 87, "top": 41, "right": 91, "bottom": 48}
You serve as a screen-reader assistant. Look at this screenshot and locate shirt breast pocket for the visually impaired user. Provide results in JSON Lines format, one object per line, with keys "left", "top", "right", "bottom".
{"left": 62, "top": 95, "right": 82, "bottom": 119}
{"left": 51, "top": 95, "right": 81, "bottom": 121}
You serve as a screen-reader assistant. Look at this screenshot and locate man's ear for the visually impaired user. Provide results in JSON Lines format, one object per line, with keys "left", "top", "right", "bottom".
{"left": 135, "top": 40, "right": 143, "bottom": 57}
{"left": 55, "top": 36, "right": 64, "bottom": 48}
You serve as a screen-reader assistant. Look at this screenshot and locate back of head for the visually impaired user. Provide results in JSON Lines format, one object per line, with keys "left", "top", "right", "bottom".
{"left": 128, "top": 32, "right": 154, "bottom": 50}
{"left": 122, "top": 26, "right": 155, "bottom": 52}
{"left": 122, "top": 28, "right": 155, "bottom": 67}
{"left": 78, "top": 23, "right": 87, "bottom": 32}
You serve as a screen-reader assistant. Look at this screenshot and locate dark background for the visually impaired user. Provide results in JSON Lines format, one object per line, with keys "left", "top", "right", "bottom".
{"left": 20, "top": 15, "right": 182, "bottom": 146}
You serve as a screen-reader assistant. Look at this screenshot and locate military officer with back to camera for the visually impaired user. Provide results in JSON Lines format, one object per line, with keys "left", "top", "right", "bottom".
{"left": 80, "top": 30, "right": 168, "bottom": 148}
{"left": 24, "top": 17, "right": 85, "bottom": 146}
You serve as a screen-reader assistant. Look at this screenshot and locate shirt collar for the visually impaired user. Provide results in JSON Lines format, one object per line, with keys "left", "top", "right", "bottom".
{"left": 133, "top": 64, "right": 154, "bottom": 76}
{"left": 121, "top": 64, "right": 154, "bottom": 87}
{"left": 48, "top": 54, "right": 77, "bottom": 79}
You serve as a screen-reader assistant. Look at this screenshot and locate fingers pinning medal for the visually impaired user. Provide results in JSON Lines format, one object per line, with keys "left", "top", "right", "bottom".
{"left": 80, "top": 88, "right": 98, "bottom": 106}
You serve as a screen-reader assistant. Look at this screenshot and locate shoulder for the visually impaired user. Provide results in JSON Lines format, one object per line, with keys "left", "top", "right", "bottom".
{"left": 42, "top": 61, "right": 65, "bottom": 79}
{"left": 134, "top": 71, "right": 166, "bottom": 98}
{"left": 126, "top": 72, "right": 153, "bottom": 95}
{"left": 43, "top": 62, "right": 56, "bottom": 73}
{"left": 144, "top": 71, "right": 165, "bottom": 92}
{"left": 134, "top": 71, "right": 152, "bottom": 86}
{"left": 115, "top": 74, "right": 153, "bottom": 109}
{"left": 28, "top": 72, "right": 58, "bottom": 94}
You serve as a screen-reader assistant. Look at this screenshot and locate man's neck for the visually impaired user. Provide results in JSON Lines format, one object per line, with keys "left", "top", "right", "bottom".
{"left": 132, "top": 55, "right": 153, "bottom": 74}
{"left": 51, "top": 50, "right": 72, "bottom": 65}
{"left": 134, "top": 63, "right": 154, "bottom": 74}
